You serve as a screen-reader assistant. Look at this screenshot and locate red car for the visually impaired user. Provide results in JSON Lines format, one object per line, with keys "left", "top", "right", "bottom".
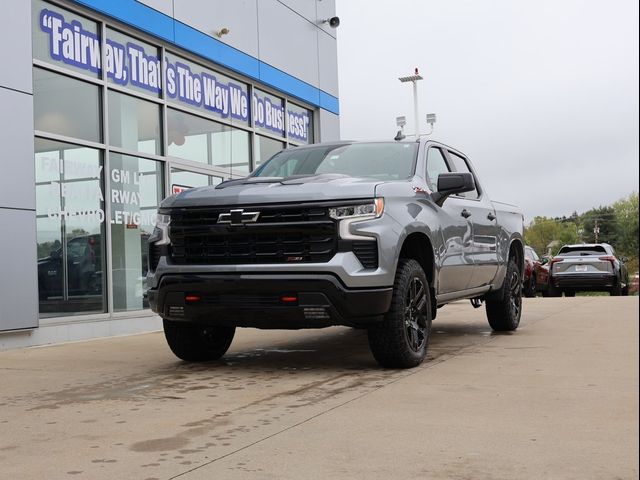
{"left": 523, "top": 246, "right": 542, "bottom": 297}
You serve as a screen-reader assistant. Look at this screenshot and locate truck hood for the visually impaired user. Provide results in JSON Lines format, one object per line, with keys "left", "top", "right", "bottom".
{"left": 161, "top": 174, "right": 382, "bottom": 208}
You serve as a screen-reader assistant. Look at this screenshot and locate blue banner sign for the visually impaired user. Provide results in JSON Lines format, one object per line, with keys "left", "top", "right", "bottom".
{"left": 38, "top": 6, "right": 312, "bottom": 142}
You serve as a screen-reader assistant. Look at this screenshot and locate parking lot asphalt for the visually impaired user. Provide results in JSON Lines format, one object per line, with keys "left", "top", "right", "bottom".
{"left": 1, "top": 297, "right": 638, "bottom": 480}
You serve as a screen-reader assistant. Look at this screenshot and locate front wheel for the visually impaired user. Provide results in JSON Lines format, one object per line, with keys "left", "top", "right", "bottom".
{"left": 367, "top": 259, "right": 432, "bottom": 369}
{"left": 163, "top": 320, "right": 235, "bottom": 362}
{"left": 486, "top": 257, "right": 522, "bottom": 331}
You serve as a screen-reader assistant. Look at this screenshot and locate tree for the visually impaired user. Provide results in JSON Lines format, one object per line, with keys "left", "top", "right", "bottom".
{"left": 524, "top": 216, "right": 578, "bottom": 256}
{"left": 613, "top": 192, "right": 639, "bottom": 272}
{"left": 581, "top": 206, "right": 617, "bottom": 244}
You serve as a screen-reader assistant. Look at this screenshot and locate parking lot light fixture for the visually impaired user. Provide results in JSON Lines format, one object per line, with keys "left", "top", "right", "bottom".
{"left": 399, "top": 68, "right": 423, "bottom": 136}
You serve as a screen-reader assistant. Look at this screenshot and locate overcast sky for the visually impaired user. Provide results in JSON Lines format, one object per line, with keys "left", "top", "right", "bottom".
{"left": 335, "top": 0, "right": 639, "bottom": 222}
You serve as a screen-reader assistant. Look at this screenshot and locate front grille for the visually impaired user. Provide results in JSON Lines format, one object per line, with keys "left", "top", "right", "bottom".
{"left": 168, "top": 205, "right": 337, "bottom": 265}
{"left": 352, "top": 240, "right": 379, "bottom": 269}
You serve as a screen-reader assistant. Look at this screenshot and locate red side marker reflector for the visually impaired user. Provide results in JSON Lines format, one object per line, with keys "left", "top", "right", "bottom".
{"left": 281, "top": 295, "right": 298, "bottom": 303}
{"left": 185, "top": 295, "right": 201, "bottom": 302}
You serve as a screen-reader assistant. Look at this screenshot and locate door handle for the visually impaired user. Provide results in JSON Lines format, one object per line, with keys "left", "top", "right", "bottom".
{"left": 487, "top": 212, "right": 496, "bottom": 221}
{"left": 461, "top": 209, "right": 472, "bottom": 218}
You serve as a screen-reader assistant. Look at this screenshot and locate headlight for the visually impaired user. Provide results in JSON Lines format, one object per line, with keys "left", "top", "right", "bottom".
{"left": 329, "top": 199, "right": 384, "bottom": 220}
{"left": 331, "top": 199, "right": 384, "bottom": 241}
{"left": 151, "top": 212, "right": 171, "bottom": 245}
{"left": 155, "top": 213, "right": 170, "bottom": 228}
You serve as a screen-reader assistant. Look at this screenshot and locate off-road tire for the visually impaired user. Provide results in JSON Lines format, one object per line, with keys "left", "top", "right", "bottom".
{"left": 163, "top": 320, "right": 235, "bottom": 362}
{"left": 367, "top": 259, "right": 432, "bottom": 369}
{"left": 486, "top": 257, "right": 522, "bottom": 331}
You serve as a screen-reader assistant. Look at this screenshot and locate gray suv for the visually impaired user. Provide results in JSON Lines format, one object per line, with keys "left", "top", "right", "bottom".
{"left": 148, "top": 139, "right": 524, "bottom": 368}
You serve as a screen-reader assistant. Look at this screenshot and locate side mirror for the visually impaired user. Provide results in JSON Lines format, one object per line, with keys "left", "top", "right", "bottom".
{"left": 620, "top": 257, "right": 627, "bottom": 263}
{"left": 50, "top": 249, "right": 61, "bottom": 259}
{"left": 431, "top": 172, "right": 475, "bottom": 206}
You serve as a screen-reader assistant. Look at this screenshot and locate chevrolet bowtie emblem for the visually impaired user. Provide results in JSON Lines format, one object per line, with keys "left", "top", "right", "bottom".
{"left": 218, "top": 209, "right": 260, "bottom": 225}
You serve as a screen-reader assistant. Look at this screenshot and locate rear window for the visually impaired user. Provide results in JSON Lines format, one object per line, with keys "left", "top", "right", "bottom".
{"left": 557, "top": 245, "right": 606, "bottom": 256}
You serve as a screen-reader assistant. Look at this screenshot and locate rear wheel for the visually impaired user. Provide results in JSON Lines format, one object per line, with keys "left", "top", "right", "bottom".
{"left": 367, "top": 259, "right": 432, "bottom": 368}
{"left": 163, "top": 320, "right": 235, "bottom": 362}
{"left": 610, "top": 284, "right": 622, "bottom": 296}
{"left": 546, "top": 280, "right": 561, "bottom": 297}
{"left": 486, "top": 257, "right": 522, "bottom": 331}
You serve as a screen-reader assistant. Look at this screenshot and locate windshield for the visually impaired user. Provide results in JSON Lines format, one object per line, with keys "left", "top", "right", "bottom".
{"left": 525, "top": 247, "right": 539, "bottom": 261}
{"left": 252, "top": 142, "right": 418, "bottom": 181}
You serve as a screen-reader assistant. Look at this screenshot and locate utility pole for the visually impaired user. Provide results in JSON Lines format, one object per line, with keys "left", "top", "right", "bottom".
{"left": 398, "top": 68, "right": 423, "bottom": 137}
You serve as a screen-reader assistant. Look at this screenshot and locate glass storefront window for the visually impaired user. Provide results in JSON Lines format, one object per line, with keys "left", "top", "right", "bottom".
{"left": 109, "top": 154, "right": 163, "bottom": 312}
{"left": 167, "top": 108, "right": 251, "bottom": 175}
{"left": 165, "top": 52, "right": 250, "bottom": 127}
{"left": 32, "top": 0, "right": 101, "bottom": 79}
{"left": 106, "top": 28, "right": 162, "bottom": 98}
{"left": 253, "top": 89, "right": 285, "bottom": 138}
{"left": 108, "top": 90, "right": 161, "bottom": 155}
{"left": 230, "top": 130, "right": 251, "bottom": 176}
{"left": 31, "top": 1, "right": 320, "bottom": 322}
{"left": 170, "top": 168, "right": 223, "bottom": 194}
{"left": 34, "top": 67, "right": 102, "bottom": 142}
{"left": 35, "top": 138, "right": 106, "bottom": 317}
{"left": 287, "top": 103, "right": 313, "bottom": 144}
{"left": 254, "top": 135, "right": 285, "bottom": 168}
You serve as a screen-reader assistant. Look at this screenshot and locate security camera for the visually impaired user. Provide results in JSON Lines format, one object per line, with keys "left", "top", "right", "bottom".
{"left": 322, "top": 16, "right": 340, "bottom": 28}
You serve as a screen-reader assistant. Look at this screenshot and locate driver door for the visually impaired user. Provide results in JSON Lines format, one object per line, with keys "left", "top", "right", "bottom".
{"left": 425, "top": 147, "right": 474, "bottom": 294}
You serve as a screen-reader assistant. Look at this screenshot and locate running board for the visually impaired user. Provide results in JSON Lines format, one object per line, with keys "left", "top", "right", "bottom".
{"left": 436, "top": 285, "right": 492, "bottom": 306}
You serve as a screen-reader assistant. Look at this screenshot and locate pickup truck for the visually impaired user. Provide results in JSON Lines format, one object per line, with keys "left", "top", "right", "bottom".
{"left": 147, "top": 139, "right": 524, "bottom": 368}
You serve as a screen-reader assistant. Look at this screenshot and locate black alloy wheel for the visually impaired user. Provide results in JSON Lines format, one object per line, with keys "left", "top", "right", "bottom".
{"left": 404, "top": 277, "right": 428, "bottom": 352}
{"left": 367, "top": 259, "right": 432, "bottom": 368}
{"left": 486, "top": 256, "right": 522, "bottom": 331}
{"left": 508, "top": 269, "right": 523, "bottom": 319}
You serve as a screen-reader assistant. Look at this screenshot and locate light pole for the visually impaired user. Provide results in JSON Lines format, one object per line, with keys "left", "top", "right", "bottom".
{"left": 398, "top": 67, "right": 423, "bottom": 137}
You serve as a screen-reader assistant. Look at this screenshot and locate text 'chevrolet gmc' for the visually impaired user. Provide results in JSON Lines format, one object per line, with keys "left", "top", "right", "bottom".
{"left": 148, "top": 139, "right": 524, "bottom": 368}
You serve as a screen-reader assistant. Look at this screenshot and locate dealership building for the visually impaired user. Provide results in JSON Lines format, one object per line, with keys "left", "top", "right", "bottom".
{"left": 0, "top": 0, "right": 340, "bottom": 348}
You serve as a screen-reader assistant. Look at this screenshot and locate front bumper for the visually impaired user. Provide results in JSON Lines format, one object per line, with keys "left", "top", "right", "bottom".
{"left": 148, "top": 273, "right": 393, "bottom": 329}
{"left": 552, "top": 273, "right": 617, "bottom": 290}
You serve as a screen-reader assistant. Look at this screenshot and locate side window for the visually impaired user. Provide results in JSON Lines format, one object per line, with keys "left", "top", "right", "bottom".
{"left": 425, "top": 148, "right": 451, "bottom": 191}
{"left": 448, "top": 152, "right": 480, "bottom": 199}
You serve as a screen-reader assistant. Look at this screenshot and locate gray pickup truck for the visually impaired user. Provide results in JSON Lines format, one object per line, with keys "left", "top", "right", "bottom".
{"left": 148, "top": 139, "right": 524, "bottom": 368}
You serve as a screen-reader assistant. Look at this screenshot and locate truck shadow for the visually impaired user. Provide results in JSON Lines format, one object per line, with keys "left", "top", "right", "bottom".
{"left": 161, "top": 319, "right": 497, "bottom": 374}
